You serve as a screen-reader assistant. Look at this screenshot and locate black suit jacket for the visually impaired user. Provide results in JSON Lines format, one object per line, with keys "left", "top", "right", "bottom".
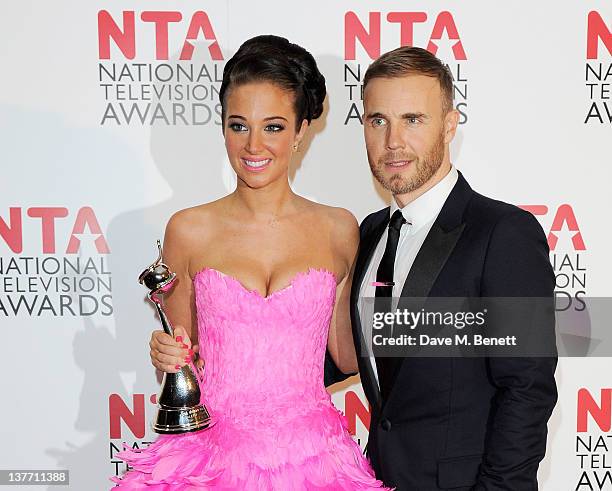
{"left": 325, "top": 172, "right": 557, "bottom": 490}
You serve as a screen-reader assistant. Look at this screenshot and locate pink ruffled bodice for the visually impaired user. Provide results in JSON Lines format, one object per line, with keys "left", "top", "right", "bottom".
{"left": 111, "top": 267, "right": 390, "bottom": 490}
{"left": 195, "top": 267, "right": 336, "bottom": 417}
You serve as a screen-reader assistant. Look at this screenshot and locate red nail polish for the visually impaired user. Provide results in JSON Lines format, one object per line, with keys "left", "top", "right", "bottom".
{"left": 184, "top": 356, "right": 190, "bottom": 362}
{"left": 188, "top": 349, "right": 194, "bottom": 356}
{"left": 176, "top": 336, "right": 183, "bottom": 342}
{"left": 181, "top": 343, "right": 188, "bottom": 349}
{"left": 174, "top": 364, "right": 180, "bottom": 369}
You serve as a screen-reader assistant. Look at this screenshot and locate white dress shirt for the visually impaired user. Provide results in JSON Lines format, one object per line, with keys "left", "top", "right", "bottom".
{"left": 358, "top": 165, "right": 458, "bottom": 386}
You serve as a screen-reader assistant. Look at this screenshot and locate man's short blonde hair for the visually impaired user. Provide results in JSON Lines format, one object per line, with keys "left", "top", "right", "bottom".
{"left": 363, "top": 46, "right": 454, "bottom": 114}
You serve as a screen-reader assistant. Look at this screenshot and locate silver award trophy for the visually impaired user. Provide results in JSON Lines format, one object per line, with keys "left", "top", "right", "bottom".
{"left": 138, "top": 240, "right": 212, "bottom": 434}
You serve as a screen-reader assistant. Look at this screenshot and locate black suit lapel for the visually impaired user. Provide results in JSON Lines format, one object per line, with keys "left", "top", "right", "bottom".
{"left": 351, "top": 209, "right": 389, "bottom": 412}
{"left": 398, "top": 222, "right": 465, "bottom": 300}
{"left": 383, "top": 172, "right": 473, "bottom": 404}
{"left": 354, "top": 215, "right": 388, "bottom": 306}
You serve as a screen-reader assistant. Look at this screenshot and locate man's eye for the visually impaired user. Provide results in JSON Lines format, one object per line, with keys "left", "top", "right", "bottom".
{"left": 228, "top": 122, "right": 247, "bottom": 132}
{"left": 265, "top": 124, "right": 284, "bottom": 132}
{"left": 407, "top": 117, "right": 420, "bottom": 124}
{"left": 371, "top": 118, "right": 386, "bottom": 127}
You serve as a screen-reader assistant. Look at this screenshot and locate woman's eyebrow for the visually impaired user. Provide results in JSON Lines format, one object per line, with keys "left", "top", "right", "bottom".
{"left": 227, "top": 115, "right": 289, "bottom": 122}
{"left": 263, "top": 116, "right": 288, "bottom": 122}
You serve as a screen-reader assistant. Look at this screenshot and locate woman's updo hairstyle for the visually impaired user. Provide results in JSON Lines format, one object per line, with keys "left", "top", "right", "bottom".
{"left": 219, "top": 35, "right": 326, "bottom": 129}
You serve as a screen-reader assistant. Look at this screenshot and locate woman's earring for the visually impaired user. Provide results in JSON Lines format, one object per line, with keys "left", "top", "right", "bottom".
{"left": 293, "top": 143, "right": 299, "bottom": 151}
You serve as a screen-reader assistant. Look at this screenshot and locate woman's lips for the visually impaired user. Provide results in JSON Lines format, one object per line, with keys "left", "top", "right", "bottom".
{"left": 241, "top": 157, "right": 271, "bottom": 172}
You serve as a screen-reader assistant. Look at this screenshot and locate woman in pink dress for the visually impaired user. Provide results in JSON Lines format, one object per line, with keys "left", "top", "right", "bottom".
{"left": 111, "top": 35, "right": 390, "bottom": 490}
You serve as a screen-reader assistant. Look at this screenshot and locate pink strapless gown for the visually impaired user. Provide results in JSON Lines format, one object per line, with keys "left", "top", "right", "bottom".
{"left": 111, "top": 267, "right": 390, "bottom": 490}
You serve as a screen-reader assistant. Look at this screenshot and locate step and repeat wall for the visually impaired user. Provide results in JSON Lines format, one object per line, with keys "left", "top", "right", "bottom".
{"left": 1, "top": 2, "right": 611, "bottom": 489}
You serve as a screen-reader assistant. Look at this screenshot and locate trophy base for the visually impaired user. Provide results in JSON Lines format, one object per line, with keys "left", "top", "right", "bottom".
{"left": 153, "top": 403, "right": 213, "bottom": 434}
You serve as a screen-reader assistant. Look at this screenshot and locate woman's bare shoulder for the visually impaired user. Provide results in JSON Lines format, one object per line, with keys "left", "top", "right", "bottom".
{"left": 299, "top": 200, "right": 359, "bottom": 255}
{"left": 306, "top": 201, "right": 358, "bottom": 233}
{"left": 165, "top": 197, "right": 229, "bottom": 244}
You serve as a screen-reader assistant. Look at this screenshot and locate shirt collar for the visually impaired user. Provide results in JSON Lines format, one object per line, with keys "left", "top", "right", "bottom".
{"left": 390, "top": 165, "right": 458, "bottom": 232}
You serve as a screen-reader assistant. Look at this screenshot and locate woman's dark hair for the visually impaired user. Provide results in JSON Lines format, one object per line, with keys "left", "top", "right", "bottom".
{"left": 219, "top": 35, "right": 326, "bottom": 129}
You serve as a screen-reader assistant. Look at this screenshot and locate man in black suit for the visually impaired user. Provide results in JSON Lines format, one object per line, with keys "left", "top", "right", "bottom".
{"left": 325, "top": 46, "right": 557, "bottom": 490}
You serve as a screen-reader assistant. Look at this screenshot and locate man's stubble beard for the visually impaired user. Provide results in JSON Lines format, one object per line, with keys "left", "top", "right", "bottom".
{"left": 369, "top": 130, "right": 446, "bottom": 196}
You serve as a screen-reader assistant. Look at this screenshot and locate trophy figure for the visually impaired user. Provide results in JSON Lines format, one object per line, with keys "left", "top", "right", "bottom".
{"left": 138, "top": 239, "right": 212, "bottom": 434}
